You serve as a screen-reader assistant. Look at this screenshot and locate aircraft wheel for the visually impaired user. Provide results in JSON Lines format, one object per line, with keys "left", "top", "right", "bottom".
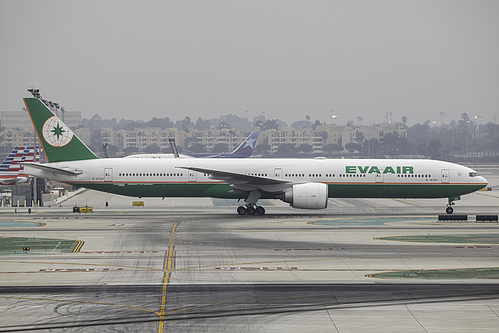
{"left": 237, "top": 206, "right": 247, "bottom": 215}
{"left": 246, "top": 206, "right": 256, "bottom": 215}
{"left": 256, "top": 206, "right": 265, "bottom": 215}
{"left": 446, "top": 206, "right": 454, "bottom": 214}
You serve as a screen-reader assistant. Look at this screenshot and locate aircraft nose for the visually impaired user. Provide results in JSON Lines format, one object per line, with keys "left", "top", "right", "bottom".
{"left": 479, "top": 176, "right": 488, "bottom": 186}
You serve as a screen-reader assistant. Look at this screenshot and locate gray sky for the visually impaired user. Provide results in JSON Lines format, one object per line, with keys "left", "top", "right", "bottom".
{"left": 1, "top": 0, "right": 498, "bottom": 126}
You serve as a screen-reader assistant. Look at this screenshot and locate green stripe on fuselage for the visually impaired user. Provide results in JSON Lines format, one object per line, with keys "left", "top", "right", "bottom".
{"left": 327, "top": 183, "right": 484, "bottom": 198}
{"left": 68, "top": 182, "right": 485, "bottom": 200}
{"left": 71, "top": 182, "right": 242, "bottom": 199}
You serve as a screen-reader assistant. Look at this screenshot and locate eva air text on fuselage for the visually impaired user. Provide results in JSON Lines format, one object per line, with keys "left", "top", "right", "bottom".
{"left": 345, "top": 166, "right": 414, "bottom": 174}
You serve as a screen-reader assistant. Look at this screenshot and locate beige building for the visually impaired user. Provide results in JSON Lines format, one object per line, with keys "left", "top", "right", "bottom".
{"left": 0, "top": 117, "right": 407, "bottom": 155}
{"left": 189, "top": 128, "right": 258, "bottom": 151}
{"left": 101, "top": 128, "right": 123, "bottom": 148}
{"left": 265, "top": 126, "right": 343, "bottom": 153}
{"left": 0, "top": 130, "right": 36, "bottom": 147}
{"left": 122, "top": 128, "right": 186, "bottom": 151}
{"left": 0, "top": 112, "right": 33, "bottom": 130}
{"left": 341, "top": 125, "right": 407, "bottom": 146}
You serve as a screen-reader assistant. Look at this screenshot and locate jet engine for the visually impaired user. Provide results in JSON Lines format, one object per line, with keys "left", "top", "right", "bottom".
{"left": 281, "top": 183, "right": 328, "bottom": 209}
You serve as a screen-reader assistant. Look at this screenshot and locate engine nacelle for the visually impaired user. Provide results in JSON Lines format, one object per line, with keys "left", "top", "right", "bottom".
{"left": 282, "top": 182, "right": 328, "bottom": 209}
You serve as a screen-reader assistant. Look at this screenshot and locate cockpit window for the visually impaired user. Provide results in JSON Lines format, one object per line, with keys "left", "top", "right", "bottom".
{"left": 469, "top": 172, "right": 480, "bottom": 177}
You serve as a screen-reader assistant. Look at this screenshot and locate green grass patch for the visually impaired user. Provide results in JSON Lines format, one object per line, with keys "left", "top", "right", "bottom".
{"left": 0, "top": 220, "right": 44, "bottom": 227}
{"left": 0, "top": 237, "right": 83, "bottom": 254}
{"left": 368, "top": 268, "right": 499, "bottom": 280}
{"left": 377, "top": 234, "right": 499, "bottom": 244}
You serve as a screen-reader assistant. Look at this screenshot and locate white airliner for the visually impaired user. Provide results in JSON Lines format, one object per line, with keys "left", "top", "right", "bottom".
{"left": 22, "top": 97, "right": 487, "bottom": 215}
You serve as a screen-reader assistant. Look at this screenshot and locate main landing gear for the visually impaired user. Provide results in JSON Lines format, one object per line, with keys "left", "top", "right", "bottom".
{"left": 445, "top": 196, "right": 461, "bottom": 214}
{"left": 237, "top": 190, "right": 265, "bottom": 215}
{"left": 237, "top": 204, "right": 265, "bottom": 216}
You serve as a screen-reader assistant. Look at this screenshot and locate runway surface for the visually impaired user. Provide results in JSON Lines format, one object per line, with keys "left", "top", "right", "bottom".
{"left": 0, "top": 166, "right": 498, "bottom": 332}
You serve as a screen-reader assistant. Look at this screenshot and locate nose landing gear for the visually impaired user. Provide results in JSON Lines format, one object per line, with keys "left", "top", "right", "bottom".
{"left": 445, "top": 196, "right": 461, "bottom": 214}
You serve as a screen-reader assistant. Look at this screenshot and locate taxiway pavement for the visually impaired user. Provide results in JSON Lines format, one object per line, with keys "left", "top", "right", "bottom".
{"left": 0, "top": 166, "right": 498, "bottom": 332}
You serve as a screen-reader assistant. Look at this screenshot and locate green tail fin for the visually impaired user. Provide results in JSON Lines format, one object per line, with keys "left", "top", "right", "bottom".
{"left": 23, "top": 98, "right": 99, "bottom": 162}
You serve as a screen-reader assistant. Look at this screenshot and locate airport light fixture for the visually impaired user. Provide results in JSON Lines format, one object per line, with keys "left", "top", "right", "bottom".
{"left": 331, "top": 114, "right": 338, "bottom": 125}
{"left": 27, "top": 88, "right": 41, "bottom": 98}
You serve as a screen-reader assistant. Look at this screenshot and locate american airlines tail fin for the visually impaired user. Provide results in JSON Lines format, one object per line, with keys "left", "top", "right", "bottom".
{"left": 23, "top": 98, "right": 99, "bottom": 163}
{"left": 227, "top": 130, "right": 260, "bottom": 157}
{"left": 0, "top": 146, "right": 39, "bottom": 185}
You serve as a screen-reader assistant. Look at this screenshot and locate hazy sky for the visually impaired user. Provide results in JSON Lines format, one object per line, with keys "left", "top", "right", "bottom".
{"left": 1, "top": 1, "right": 498, "bottom": 126}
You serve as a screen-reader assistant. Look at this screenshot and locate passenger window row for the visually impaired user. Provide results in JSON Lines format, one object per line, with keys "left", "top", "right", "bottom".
{"left": 118, "top": 173, "right": 183, "bottom": 177}
{"left": 397, "top": 174, "right": 431, "bottom": 178}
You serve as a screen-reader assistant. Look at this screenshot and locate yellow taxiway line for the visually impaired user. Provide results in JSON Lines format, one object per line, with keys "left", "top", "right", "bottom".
{"left": 157, "top": 222, "right": 177, "bottom": 333}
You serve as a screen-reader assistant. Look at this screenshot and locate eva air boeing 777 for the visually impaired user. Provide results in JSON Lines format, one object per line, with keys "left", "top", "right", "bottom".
{"left": 23, "top": 97, "right": 487, "bottom": 215}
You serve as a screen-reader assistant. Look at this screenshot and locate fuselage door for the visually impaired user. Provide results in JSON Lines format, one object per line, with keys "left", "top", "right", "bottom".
{"left": 375, "top": 171, "right": 384, "bottom": 183}
{"left": 441, "top": 169, "right": 450, "bottom": 183}
{"left": 274, "top": 168, "right": 283, "bottom": 180}
{"left": 188, "top": 170, "right": 197, "bottom": 182}
{"left": 104, "top": 168, "right": 113, "bottom": 182}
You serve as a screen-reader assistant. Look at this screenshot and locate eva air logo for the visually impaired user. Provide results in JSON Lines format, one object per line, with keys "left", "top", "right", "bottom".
{"left": 42, "top": 116, "right": 74, "bottom": 147}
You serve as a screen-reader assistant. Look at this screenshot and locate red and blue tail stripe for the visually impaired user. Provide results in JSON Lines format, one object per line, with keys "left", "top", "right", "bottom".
{"left": 0, "top": 147, "right": 39, "bottom": 173}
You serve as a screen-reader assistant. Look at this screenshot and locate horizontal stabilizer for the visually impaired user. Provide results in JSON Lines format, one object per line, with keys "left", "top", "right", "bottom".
{"left": 23, "top": 163, "right": 82, "bottom": 176}
{"left": 0, "top": 178, "right": 20, "bottom": 185}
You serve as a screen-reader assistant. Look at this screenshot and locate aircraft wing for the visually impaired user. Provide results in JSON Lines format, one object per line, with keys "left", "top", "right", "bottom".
{"left": 178, "top": 166, "right": 291, "bottom": 192}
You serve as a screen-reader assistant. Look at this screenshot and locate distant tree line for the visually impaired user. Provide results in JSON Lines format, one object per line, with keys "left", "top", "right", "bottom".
{"left": 82, "top": 112, "right": 499, "bottom": 162}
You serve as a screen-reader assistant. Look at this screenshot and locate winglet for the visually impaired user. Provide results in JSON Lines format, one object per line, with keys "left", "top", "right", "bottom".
{"left": 23, "top": 98, "right": 98, "bottom": 163}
